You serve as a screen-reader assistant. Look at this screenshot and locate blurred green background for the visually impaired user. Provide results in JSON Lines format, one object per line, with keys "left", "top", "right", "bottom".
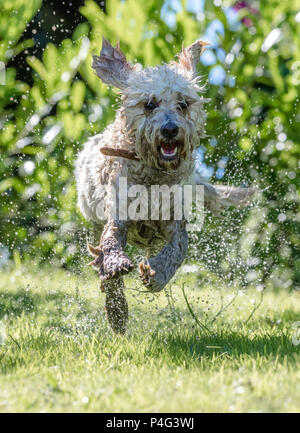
{"left": 0, "top": 0, "right": 299, "bottom": 290}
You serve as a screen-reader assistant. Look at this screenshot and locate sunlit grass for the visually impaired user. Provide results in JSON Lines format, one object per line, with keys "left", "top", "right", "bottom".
{"left": 0, "top": 264, "right": 299, "bottom": 412}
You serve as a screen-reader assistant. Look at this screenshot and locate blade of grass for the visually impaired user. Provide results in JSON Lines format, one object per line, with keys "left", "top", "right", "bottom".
{"left": 181, "top": 284, "right": 211, "bottom": 334}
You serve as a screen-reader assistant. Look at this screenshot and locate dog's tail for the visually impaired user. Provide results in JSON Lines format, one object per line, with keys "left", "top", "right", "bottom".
{"left": 195, "top": 173, "right": 261, "bottom": 215}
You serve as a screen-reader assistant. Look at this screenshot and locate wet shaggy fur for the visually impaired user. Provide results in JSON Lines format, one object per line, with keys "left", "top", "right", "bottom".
{"left": 75, "top": 38, "right": 256, "bottom": 334}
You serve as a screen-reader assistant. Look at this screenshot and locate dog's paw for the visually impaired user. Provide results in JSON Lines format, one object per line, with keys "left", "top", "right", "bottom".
{"left": 138, "top": 259, "right": 159, "bottom": 290}
{"left": 88, "top": 243, "right": 133, "bottom": 280}
{"left": 87, "top": 243, "right": 104, "bottom": 272}
{"left": 103, "top": 250, "right": 133, "bottom": 278}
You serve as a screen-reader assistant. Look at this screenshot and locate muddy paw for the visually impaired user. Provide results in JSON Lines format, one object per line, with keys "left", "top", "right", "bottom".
{"left": 139, "top": 259, "right": 156, "bottom": 287}
{"left": 87, "top": 243, "right": 105, "bottom": 274}
{"left": 87, "top": 243, "right": 133, "bottom": 280}
{"left": 103, "top": 250, "right": 133, "bottom": 278}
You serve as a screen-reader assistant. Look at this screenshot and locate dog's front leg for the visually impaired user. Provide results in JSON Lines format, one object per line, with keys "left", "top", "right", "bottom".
{"left": 88, "top": 219, "right": 133, "bottom": 280}
{"left": 88, "top": 220, "right": 132, "bottom": 334}
{"left": 139, "top": 222, "right": 188, "bottom": 292}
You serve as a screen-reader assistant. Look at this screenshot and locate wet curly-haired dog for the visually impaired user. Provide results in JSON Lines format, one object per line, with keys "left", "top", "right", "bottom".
{"left": 75, "top": 38, "right": 255, "bottom": 334}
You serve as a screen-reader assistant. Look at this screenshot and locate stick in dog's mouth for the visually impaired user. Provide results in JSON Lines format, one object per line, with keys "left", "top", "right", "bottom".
{"left": 100, "top": 146, "right": 139, "bottom": 161}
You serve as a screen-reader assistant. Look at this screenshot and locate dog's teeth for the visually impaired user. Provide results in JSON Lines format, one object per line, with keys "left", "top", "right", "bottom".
{"left": 161, "top": 147, "right": 177, "bottom": 157}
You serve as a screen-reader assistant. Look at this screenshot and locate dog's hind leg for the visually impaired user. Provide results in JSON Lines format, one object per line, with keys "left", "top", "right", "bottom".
{"left": 195, "top": 173, "right": 258, "bottom": 215}
{"left": 104, "top": 276, "right": 128, "bottom": 334}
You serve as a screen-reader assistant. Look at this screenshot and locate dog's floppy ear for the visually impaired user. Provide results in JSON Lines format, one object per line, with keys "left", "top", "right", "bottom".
{"left": 178, "top": 40, "right": 210, "bottom": 78}
{"left": 92, "top": 38, "right": 133, "bottom": 89}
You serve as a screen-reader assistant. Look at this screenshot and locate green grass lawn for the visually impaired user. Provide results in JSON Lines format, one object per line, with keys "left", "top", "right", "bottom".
{"left": 0, "top": 264, "right": 299, "bottom": 413}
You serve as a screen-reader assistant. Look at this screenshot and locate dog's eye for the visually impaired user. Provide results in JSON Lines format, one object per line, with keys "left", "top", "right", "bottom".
{"left": 177, "top": 101, "right": 188, "bottom": 111}
{"left": 145, "top": 99, "right": 158, "bottom": 112}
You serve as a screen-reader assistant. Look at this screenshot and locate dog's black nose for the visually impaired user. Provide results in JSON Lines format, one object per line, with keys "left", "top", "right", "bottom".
{"left": 160, "top": 122, "right": 179, "bottom": 138}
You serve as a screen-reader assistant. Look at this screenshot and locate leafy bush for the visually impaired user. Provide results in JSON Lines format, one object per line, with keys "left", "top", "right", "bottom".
{"left": 0, "top": 0, "right": 299, "bottom": 289}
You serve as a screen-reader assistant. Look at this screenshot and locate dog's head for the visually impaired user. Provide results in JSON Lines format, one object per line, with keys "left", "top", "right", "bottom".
{"left": 93, "top": 38, "right": 209, "bottom": 170}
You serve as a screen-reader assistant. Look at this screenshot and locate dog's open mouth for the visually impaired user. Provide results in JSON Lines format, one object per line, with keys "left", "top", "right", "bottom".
{"left": 159, "top": 142, "right": 181, "bottom": 161}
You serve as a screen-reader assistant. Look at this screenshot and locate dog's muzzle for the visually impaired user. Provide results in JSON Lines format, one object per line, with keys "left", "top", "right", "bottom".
{"left": 159, "top": 122, "right": 181, "bottom": 161}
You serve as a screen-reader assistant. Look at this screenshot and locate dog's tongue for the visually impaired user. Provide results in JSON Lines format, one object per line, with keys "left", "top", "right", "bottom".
{"left": 161, "top": 143, "right": 177, "bottom": 156}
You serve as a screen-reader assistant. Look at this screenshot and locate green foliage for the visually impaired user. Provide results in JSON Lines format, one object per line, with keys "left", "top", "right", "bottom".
{"left": 0, "top": 0, "right": 41, "bottom": 62}
{"left": 193, "top": 0, "right": 300, "bottom": 290}
{"left": 0, "top": 0, "right": 299, "bottom": 288}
